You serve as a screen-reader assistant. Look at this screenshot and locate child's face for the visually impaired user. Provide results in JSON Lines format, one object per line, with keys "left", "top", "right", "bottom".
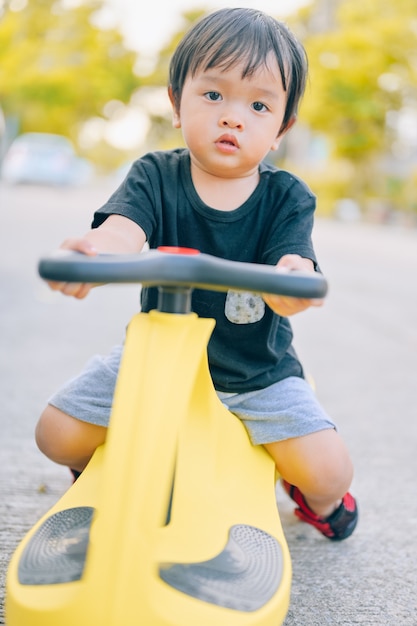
{"left": 170, "top": 52, "right": 294, "bottom": 179}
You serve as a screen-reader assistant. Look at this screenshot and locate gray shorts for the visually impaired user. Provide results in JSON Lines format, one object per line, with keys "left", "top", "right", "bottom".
{"left": 49, "top": 344, "right": 335, "bottom": 445}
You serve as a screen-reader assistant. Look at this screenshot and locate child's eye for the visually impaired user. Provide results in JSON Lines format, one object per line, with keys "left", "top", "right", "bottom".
{"left": 252, "top": 101, "right": 268, "bottom": 112}
{"left": 204, "top": 91, "right": 222, "bottom": 101}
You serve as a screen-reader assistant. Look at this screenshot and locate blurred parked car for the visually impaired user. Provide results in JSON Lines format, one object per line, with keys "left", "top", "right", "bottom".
{"left": 1, "top": 132, "right": 93, "bottom": 186}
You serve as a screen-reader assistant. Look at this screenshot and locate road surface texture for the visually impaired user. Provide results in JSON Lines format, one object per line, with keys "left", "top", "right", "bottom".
{"left": 1, "top": 181, "right": 416, "bottom": 625}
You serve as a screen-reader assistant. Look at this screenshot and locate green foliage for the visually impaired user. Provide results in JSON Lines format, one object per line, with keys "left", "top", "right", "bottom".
{"left": 298, "top": 0, "right": 417, "bottom": 160}
{"left": 140, "top": 9, "right": 205, "bottom": 152}
{"left": 288, "top": 0, "right": 417, "bottom": 216}
{"left": 0, "top": 0, "right": 139, "bottom": 147}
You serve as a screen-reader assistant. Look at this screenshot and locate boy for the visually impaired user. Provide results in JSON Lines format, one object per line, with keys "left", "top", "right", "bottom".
{"left": 36, "top": 8, "right": 358, "bottom": 540}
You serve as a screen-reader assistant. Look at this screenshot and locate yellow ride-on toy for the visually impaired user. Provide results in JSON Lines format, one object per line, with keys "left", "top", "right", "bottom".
{"left": 6, "top": 247, "right": 327, "bottom": 626}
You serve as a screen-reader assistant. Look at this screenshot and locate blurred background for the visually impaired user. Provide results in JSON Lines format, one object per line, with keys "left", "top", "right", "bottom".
{"left": 1, "top": 0, "right": 416, "bottom": 223}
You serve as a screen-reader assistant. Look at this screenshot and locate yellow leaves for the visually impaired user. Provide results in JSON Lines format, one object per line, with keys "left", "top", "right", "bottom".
{"left": 0, "top": 0, "right": 137, "bottom": 145}
{"left": 297, "top": 0, "right": 417, "bottom": 162}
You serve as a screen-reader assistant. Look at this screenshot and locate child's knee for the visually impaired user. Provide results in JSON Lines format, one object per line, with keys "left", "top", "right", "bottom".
{"left": 35, "top": 405, "right": 70, "bottom": 462}
{"left": 311, "top": 454, "right": 353, "bottom": 500}
{"left": 308, "top": 439, "right": 353, "bottom": 499}
{"left": 266, "top": 429, "right": 354, "bottom": 498}
{"left": 35, "top": 405, "right": 106, "bottom": 466}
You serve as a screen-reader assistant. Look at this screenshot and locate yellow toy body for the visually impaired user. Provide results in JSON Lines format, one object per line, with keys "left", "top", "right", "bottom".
{"left": 6, "top": 310, "right": 291, "bottom": 626}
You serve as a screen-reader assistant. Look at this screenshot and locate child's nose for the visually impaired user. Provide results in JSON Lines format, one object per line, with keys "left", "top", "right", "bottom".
{"left": 219, "top": 114, "right": 244, "bottom": 130}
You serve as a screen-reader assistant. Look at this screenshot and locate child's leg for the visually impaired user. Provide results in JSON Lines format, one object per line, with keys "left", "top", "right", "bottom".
{"left": 264, "top": 428, "right": 353, "bottom": 518}
{"left": 219, "top": 378, "right": 357, "bottom": 539}
{"left": 35, "top": 405, "right": 107, "bottom": 472}
{"left": 35, "top": 345, "right": 122, "bottom": 472}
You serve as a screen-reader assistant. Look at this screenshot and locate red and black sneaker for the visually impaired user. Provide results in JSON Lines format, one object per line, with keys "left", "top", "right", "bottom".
{"left": 282, "top": 480, "right": 358, "bottom": 541}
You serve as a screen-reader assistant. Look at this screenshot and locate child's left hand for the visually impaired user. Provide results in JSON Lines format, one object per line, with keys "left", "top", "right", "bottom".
{"left": 262, "top": 254, "right": 324, "bottom": 317}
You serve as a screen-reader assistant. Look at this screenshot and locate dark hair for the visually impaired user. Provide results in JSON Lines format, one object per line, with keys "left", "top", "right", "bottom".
{"left": 169, "top": 7, "right": 308, "bottom": 133}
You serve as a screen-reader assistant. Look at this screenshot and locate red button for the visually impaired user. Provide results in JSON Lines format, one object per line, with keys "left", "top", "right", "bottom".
{"left": 157, "top": 246, "right": 200, "bottom": 255}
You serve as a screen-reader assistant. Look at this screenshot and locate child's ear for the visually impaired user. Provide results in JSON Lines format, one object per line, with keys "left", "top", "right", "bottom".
{"left": 168, "top": 85, "right": 181, "bottom": 128}
{"left": 270, "top": 114, "right": 297, "bottom": 151}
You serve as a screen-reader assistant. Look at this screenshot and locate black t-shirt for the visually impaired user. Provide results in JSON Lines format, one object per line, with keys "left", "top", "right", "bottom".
{"left": 92, "top": 148, "right": 318, "bottom": 392}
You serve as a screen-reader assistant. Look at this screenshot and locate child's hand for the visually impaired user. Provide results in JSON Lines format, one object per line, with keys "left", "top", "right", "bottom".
{"left": 47, "top": 238, "right": 97, "bottom": 299}
{"left": 46, "top": 215, "right": 147, "bottom": 299}
{"left": 262, "top": 254, "right": 324, "bottom": 317}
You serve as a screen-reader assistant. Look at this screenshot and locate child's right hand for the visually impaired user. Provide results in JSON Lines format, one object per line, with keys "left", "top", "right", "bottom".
{"left": 47, "top": 215, "right": 147, "bottom": 298}
{"left": 47, "top": 238, "right": 98, "bottom": 299}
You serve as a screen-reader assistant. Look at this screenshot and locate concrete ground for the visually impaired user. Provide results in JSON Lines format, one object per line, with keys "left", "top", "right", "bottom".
{"left": 1, "top": 181, "right": 416, "bottom": 625}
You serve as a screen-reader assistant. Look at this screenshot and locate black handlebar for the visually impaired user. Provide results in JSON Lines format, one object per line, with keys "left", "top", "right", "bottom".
{"left": 38, "top": 249, "right": 328, "bottom": 299}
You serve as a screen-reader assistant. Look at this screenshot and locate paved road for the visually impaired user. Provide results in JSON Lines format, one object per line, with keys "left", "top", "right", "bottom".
{"left": 1, "top": 181, "right": 416, "bottom": 625}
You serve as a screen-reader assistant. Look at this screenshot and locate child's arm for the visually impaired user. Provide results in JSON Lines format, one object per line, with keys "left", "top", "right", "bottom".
{"left": 47, "top": 215, "right": 147, "bottom": 299}
{"left": 262, "top": 254, "right": 324, "bottom": 317}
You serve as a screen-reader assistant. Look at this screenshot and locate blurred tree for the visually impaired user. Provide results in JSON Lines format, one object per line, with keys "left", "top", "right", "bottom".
{"left": 137, "top": 9, "right": 204, "bottom": 152}
{"left": 0, "top": 0, "right": 138, "bottom": 148}
{"left": 299, "top": 0, "right": 416, "bottom": 160}
{"left": 290, "top": 0, "right": 417, "bottom": 216}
